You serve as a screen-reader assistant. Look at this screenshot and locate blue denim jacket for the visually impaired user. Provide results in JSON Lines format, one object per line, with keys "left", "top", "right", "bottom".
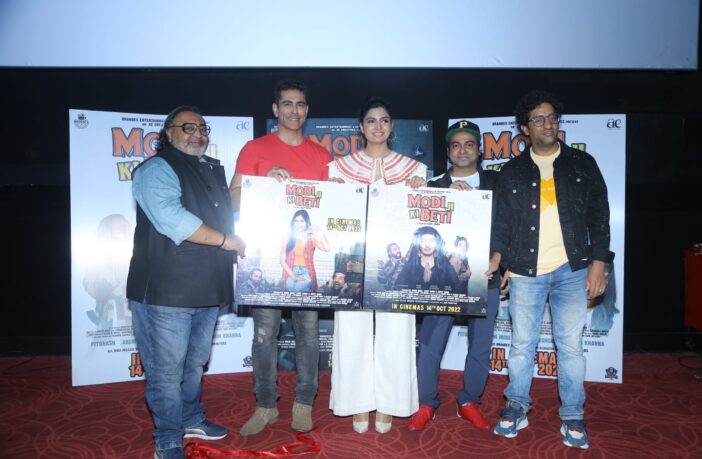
{"left": 132, "top": 156, "right": 202, "bottom": 245}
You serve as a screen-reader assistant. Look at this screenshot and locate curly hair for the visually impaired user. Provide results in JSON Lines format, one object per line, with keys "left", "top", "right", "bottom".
{"left": 513, "top": 90, "right": 564, "bottom": 129}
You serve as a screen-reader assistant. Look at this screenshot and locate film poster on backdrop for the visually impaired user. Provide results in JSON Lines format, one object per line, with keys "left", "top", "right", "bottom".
{"left": 69, "top": 109, "right": 254, "bottom": 386}
{"left": 363, "top": 184, "right": 492, "bottom": 317}
{"left": 440, "top": 114, "right": 626, "bottom": 383}
{"left": 236, "top": 176, "right": 367, "bottom": 310}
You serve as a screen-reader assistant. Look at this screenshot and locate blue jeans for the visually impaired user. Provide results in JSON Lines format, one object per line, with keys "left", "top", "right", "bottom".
{"left": 251, "top": 307, "right": 319, "bottom": 407}
{"left": 505, "top": 263, "right": 588, "bottom": 420}
{"left": 131, "top": 301, "right": 219, "bottom": 451}
{"left": 285, "top": 266, "right": 312, "bottom": 292}
{"left": 417, "top": 288, "right": 499, "bottom": 408}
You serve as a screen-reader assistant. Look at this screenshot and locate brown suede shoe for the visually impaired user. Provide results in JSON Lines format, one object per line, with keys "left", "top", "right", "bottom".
{"left": 291, "top": 402, "right": 313, "bottom": 432}
{"left": 239, "top": 407, "right": 279, "bottom": 436}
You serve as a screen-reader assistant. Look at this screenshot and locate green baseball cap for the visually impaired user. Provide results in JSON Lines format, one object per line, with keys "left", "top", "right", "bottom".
{"left": 446, "top": 120, "right": 481, "bottom": 144}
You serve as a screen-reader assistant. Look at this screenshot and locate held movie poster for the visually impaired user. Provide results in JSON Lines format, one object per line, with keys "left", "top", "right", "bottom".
{"left": 363, "top": 184, "right": 492, "bottom": 316}
{"left": 236, "top": 176, "right": 367, "bottom": 309}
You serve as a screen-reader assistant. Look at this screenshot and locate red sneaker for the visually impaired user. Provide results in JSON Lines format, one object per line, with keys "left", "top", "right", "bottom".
{"left": 457, "top": 402, "right": 491, "bottom": 429}
{"left": 407, "top": 404, "right": 436, "bottom": 431}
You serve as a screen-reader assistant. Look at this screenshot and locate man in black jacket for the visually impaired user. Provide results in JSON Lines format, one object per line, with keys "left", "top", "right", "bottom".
{"left": 489, "top": 91, "right": 613, "bottom": 449}
{"left": 127, "top": 106, "right": 246, "bottom": 459}
{"left": 407, "top": 120, "right": 502, "bottom": 432}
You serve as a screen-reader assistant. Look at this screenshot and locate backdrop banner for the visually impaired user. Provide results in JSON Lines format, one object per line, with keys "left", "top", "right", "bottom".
{"left": 440, "top": 114, "right": 626, "bottom": 383}
{"left": 267, "top": 118, "right": 434, "bottom": 178}
{"left": 69, "top": 110, "right": 625, "bottom": 384}
{"left": 69, "top": 109, "right": 253, "bottom": 386}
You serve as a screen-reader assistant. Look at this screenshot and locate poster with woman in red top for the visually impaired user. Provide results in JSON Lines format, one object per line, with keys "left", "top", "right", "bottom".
{"left": 236, "top": 175, "right": 367, "bottom": 309}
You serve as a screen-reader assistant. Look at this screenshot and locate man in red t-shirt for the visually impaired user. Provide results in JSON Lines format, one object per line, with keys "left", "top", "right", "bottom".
{"left": 229, "top": 82, "right": 329, "bottom": 210}
{"left": 231, "top": 81, "right": 330, "bottom": 437}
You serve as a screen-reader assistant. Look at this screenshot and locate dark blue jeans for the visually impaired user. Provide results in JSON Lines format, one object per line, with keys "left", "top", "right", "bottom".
{"left": 251, "top": 307, "right": 319, "bottom": 407}
{"left": 131, "top": 301, "right": 218, "bottom": 451}
{"left": 417, "top": 288, "right": 499, "bottom": 408}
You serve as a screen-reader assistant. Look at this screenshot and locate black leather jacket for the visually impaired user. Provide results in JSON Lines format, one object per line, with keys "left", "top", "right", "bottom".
{"left": 491, "top": 141, "right": 613, "bottom": 276}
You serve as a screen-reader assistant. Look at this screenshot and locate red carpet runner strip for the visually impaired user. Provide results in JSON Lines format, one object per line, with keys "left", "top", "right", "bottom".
{"left": 185, "top": 433, "right": 321, "bottom": 458}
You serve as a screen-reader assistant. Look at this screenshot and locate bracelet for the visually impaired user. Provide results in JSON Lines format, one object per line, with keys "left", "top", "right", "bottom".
{"left": 218, "top": 233, "right": 227, "bottom": 249}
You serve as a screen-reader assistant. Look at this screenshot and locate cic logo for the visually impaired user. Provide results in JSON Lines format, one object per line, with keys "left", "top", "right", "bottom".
{"left": 606, "top": 118, "right": 622, "bottom": 129}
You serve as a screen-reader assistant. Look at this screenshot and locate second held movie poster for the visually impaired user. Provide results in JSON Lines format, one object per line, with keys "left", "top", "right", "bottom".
{"left": 363, "top": 184, "right": 492, "bottom": 316}
{"left": 236, "top": 176, "right": 367, "bottom": 309}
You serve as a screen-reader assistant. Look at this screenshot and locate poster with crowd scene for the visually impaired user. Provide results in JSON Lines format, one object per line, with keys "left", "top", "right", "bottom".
{"left": 69, "top": 109, "right": 254, "bottom": 386}
{"left": 236, "top": 176, "right": 367, "bottom": 309}
{"left": 363, "top": 184, "right": 492, "bottom": 316}
{"left": 440, "top": 114, "right": 626, "bottom": 383}
{"left": 267, "top": 118, "right": 434, "bottom": 178}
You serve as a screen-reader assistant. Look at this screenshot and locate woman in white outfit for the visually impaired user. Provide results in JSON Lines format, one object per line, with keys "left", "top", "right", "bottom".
{"left": 328, "top": 97, "right": 426, "bottom": 433}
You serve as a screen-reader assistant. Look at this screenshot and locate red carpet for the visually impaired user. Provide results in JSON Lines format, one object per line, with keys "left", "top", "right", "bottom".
{"left": 1, "top": 353, "right": 701, "bottom": 458}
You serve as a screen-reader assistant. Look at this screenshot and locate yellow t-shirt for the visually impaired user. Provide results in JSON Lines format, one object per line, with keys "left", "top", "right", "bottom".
{"left": 531, "top": 145, "right": 568, "bottom": 275}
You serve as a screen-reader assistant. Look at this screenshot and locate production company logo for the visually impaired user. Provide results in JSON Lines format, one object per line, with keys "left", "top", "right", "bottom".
{"left": 243, "top": 355, "right": 253, "bottom": 367}
{"left": 606, "top": 118, "right": 622, "bottom": 129}
{"left": 74, "top": 113, "right": 89, "bottom": 129}
{"left": 604, "top": 366, "right": 619, "bottom": 380}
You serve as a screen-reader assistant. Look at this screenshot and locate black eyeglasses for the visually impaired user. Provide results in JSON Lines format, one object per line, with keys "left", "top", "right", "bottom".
{"left": 528, "top": 113, "right": 560, "bottom": 127}
{"left": 168, "top": 123, "right": 211, "bottom": 135}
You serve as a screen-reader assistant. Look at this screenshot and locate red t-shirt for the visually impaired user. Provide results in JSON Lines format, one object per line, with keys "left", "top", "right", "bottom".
{"left": 235, "top": 133, "right": 330, "bottom": 180}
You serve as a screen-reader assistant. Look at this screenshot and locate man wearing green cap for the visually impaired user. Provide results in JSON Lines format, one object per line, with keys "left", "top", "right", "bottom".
{"left": 406, "top": 120, "right": 502, "bottom": 432}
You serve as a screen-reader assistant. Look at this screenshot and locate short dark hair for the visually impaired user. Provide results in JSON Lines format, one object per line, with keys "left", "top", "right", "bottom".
{"left": 513, "top": 90, "right": 564, "bottom": 129}
{"left": 386, "top": 242, "right": 399, "bottom": 254}
{"left": 157, "top": 105, "right": 202, "bottom": 152}
{"left": 274, "top": 80, "right": 308, "bottom": 104}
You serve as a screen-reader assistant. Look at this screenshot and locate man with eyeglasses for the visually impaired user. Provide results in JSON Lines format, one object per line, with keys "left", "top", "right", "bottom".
{"left": 487, "top": 91, "right": 612, "bottom": 449}
{"left": 229, "top": 81, "right": 329, "bottom": 436}
{"left": 406, "top": 120, "right": 502, "bottom": 433}
{"left": 127, "top": 106, "right": 246, "bottom": 459}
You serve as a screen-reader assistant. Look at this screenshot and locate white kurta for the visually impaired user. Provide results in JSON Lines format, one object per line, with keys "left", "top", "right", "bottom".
{"left": 328, "top": 151, "right": 426, "bottom": 417}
